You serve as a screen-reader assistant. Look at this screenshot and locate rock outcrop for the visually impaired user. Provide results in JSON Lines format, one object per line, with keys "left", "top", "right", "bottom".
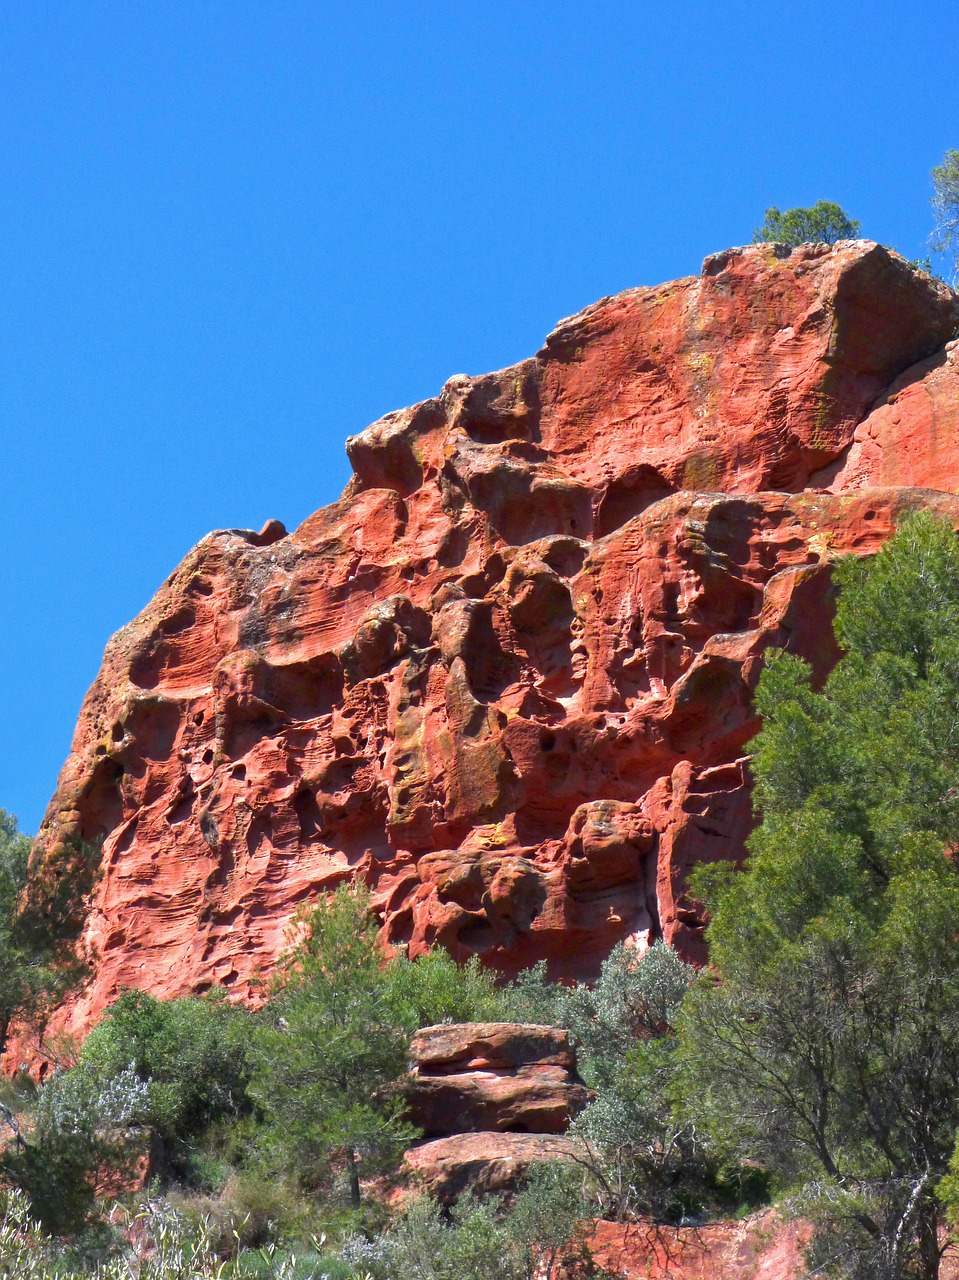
{"left": 583, "top": 1213, "right": 811, "bottom": 1280}
{"left": 24, "top": 240, "right": 959, "bottom": 1055}
{"left": 406, "top": 1022, "right": 590, "bottom": 1138}
{"left": 403, "top": 1022, "right": 588, "bottom": 1201}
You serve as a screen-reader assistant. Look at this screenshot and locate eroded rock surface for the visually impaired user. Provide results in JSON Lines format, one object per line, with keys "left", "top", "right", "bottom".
{"left": 402, "top": 1132, "right": 584, "bottom": 1204}
{"left": 406, "top": 1022, "right": 589, "bottom": 1138}
{"left": 25, "top": 240, "right": 959, "bottom": 1054}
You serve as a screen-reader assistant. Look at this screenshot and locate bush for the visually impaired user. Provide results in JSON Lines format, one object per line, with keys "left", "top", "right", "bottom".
{"left": 348, "top": 1169, "right": 602, "bottom": 1280}
{"left": 387, "top": 948, "right": 506, "bottom": 1029}
{"left": 79, "top": 988, "right": 254, "bottom": 1172}
{"left": 0, "top": 1065, "right": 148, "bottom": 1234}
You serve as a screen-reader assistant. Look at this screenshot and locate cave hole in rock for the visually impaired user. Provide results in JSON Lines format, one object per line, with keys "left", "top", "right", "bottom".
{"left": 79, "top": 757, "right": 125, "bottom": 841}
{"left": 294, "top": 787, "right": 324, "bottom": 842}
{"left": 167, "top": 784, "right": 196, "bottom": 825}
{"left": 596, "top": 467, "right": 675, "bottom": 538}
{"left": 265, "top": 653, "right": 345, "bottom": 721}
{"left": 122, "top": 698, "right": 181, "bottom": 762}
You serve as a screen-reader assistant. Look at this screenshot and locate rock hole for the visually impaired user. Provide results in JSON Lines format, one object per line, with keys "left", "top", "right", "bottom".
{"left": 167, "top": 782, "right": 196, "bottom": 825}
{"left": 596, "top": 466, "right": 674, "bottom": 538}
{"left": 294, "top": 787, "right": 323, "bottom": 842}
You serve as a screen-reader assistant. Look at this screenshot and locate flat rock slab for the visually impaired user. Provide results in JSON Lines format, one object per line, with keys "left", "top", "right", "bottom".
{"left": 403, "top": 1131, "right": 584, "bottom": 1202}
{"left": 411, "top": 1022, "right": 574, "bottom": 1071}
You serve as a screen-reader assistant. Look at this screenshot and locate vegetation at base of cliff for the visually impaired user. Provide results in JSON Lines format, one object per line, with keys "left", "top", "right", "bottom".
{"left": 0, "top": 816, "right": 101, "bottom": 1057}
{"left": 753, "top": 200, "right": 861, "bottom": 247}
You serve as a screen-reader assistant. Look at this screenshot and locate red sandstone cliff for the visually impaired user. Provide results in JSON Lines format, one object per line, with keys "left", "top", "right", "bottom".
{"left": 25, "top": 240, "right": 959, "bottom": 1053}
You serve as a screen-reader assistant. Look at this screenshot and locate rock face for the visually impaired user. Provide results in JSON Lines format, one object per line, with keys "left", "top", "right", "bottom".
{"left": 583, "top": 1213, "right": 811, "bottom": 1280}
{"left": 405, "top": 1022, "right": 590, "bottom": 1137}
{"left": 26, "top": 240, "right": 959, "bottom": 1054}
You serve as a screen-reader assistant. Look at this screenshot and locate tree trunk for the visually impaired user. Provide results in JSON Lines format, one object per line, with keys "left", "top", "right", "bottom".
{"left": 915, "top": 1197, "right": 941, "bottom": 1280}
{"left": 346, "top": 1147, "right": 361, "bottom": 1209}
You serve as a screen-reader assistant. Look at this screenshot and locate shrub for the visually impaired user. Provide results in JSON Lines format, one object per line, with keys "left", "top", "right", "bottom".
{"left": 79, "top": 987, "right": 254, "bottom": 1172}
{"left": 0, "top": 1065, "right": 148, "bottom": 1234}
{"left": 387, "top": 947, "right": 507, "bottom": 1028}
{"left": 349, "top": 1171, "right": 602, "bottom": 1280}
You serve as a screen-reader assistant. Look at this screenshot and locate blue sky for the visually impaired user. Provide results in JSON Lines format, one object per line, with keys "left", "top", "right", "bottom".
{"left": 2, "top": 1, "right": 957, "bottom": 832}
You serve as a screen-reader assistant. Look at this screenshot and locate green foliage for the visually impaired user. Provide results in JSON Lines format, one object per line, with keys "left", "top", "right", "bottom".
{"left": 931, "top": 149, "right": 959, "bottom": 285}
{"left": 753, "top": 200, "right": 861, "bottom": 247}
{"left": 348, "top": 1166, "right": 603, "bottom": 1280}
{"left": 386, "top": 947, "right": 506, "bottom": 1029}
{"left": 80, "top": 988, "right": 253, "bottom": 1175}
{"left": 0, "top": 815, "right": 101, "bottom": 1051}
{"left": 248, "top": 885, "right": 417, "bottom": 1208}
{"left": 678, "top": 512, "right": 959, "bottom": 1280}
{"left": 0, "top": 1065, "right": 148, "bottom": 1234}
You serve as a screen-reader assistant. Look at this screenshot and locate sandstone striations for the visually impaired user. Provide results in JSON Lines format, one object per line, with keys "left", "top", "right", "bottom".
{"left": 405, "top": 1022, "right": 590, "bottom": 1138}
{"left": 25, "top": 240, "right": 959, "bottom": 1056}
{"left": 403, "top": 1022, "right": 589, "bottom": 1201}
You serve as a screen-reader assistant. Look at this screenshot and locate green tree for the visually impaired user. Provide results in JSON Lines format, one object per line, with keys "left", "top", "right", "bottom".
{"left": 79, "top": 988, "right": 253, "bottom": 1176}
{"left": 753, "top": 201, "right": 861, "bottom": 247}
{"left": 931, "top": 150, "right": 959, "bottom": 285}
{"left": 0, "top": 1064, "right": 148, "bottom": 1234}
{"left": 0, "top": 812, "right": 32, "bottom": 1048}
{"left": 678, "top": 512, "right": 959, "bottom": 1280}
{"left": 249, "top": 885, "right": 417, "bottom": 1209}
{"left": 0, "top": 815, "right": 100, "bottom": 1055}
{"left": 386, "top": 946, "right": 506, "bottom": 1029}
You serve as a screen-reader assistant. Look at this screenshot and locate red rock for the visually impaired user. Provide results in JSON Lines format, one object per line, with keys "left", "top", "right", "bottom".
{"left": 410, "top": 1023, "right": 575, "bottom": 1072}
{"left": 582, "top": 1213, "right": 810, "bottom": 1280}
{"left": 406, "top": 1023, "right": 589, "bottom": 1138}
{"left": 19, "top": 242, "right": 959, "bottom": 1060}
{"left": 819, "top": 339, "right": 959, "bottom": 494}
{"left": 402, "top": 1132, "right": 583, "bottom": 1203}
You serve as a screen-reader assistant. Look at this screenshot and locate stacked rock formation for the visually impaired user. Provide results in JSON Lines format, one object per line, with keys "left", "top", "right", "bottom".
{"left": 24, "top": 239, "right": 959, "bottom": 1056}
{"left": 403, "top": 1022, "right": 588, "bottom": 1201}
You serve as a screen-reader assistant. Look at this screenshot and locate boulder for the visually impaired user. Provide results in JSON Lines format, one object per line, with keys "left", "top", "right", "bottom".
{"left": 402, "top": 1132, "right": 584, "bottom": 1203}
{"left": 406, "top": 1022, "right": 589, "bottom": 1138}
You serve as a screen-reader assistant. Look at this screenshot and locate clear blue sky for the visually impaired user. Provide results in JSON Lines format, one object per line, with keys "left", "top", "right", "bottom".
{"left": 2, "top": 1, "right": 957, "bottom": 832}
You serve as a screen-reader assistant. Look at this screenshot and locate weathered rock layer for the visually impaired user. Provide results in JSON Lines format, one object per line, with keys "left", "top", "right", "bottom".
{"left": 27, "top": 241, "right": 959, "bottom": 1053}
{"left": 403, "top": 1022, "right": 589, "bottom": 1200}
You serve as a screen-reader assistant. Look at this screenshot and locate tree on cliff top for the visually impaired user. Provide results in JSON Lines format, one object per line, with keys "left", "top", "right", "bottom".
{"left": 931, "top": 150, "right": 959, "bottom": 285}
{"left": 678, "top": 512, "right": 959, "bottom": 1280}
{"left": 753, "top": 200, "right": 861, "bottom": 247}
